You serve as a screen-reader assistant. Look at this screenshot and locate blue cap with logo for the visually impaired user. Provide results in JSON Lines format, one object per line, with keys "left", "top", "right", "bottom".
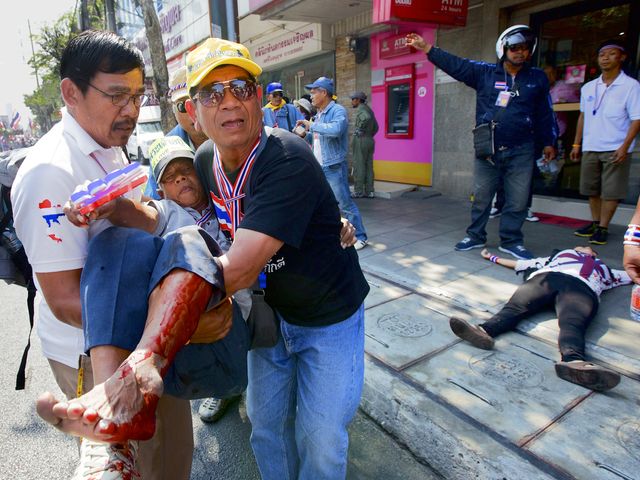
{"left": 266, "top": 82, "right": 284, "bottom": 94}
{"left": 305, "top": 76, "right": 334, "bottom": 95}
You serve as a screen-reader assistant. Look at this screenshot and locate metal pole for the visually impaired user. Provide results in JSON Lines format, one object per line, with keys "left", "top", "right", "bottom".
{"left": 27, "top": 20, "right": 40, "bottom": 90}
{"left": 225, "top": 0, "right": 236, "bottom": 41}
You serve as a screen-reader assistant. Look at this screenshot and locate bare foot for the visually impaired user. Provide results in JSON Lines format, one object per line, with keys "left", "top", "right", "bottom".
{"left": 37, "top": 350, "right": 166, "bottom": 442}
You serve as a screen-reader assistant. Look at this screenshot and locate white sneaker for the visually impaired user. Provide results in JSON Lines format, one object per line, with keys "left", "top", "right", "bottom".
{"left": 489, "top": 207, "right": 501, "bottom": 219}
{"left": 526, "top": 209, "right": 540, "bottom": 222}
{"left": 354, "top": 239, "right": 368, "bottom": 251}
{"left": 72, "top": 439, "right": 140, "bottom": 479}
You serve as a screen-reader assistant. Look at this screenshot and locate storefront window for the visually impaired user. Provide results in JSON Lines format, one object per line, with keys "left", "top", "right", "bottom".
{"left": 531, "top": 1, "right": 638, "bottom": 204}
{"left": 258, "top": 52, "right": 335, "bottom": 105}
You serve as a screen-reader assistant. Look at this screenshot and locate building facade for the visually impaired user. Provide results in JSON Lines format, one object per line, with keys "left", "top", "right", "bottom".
{"left": 240, "top": 0, "right": 638, "bottom": 223}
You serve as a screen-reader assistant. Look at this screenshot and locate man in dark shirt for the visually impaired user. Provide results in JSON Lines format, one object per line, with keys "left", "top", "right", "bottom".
{"left": 407, "top": 27, "right": 556, "bottom": 260}
{"left": 185, "top": 38, "right": 369, "bottom": 479}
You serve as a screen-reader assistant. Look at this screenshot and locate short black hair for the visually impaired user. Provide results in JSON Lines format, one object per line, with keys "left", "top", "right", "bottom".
{"left": 60, "top": 30, "right": 145, "bottom": 94}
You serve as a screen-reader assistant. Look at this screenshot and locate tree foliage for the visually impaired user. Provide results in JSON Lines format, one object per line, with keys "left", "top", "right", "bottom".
{"left": 23, "top": 2, "right": 107, "bottom": 135}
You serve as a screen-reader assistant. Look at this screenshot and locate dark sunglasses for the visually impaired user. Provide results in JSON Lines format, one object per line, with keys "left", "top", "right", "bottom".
{"left": 507, "top": 43, "right": 529, "bottom": 53}
{"left": 174, "top": 100, "right": 187, "bottom": 113}
{"left": 193, "top": 79, "right": 257, "bottom": 107}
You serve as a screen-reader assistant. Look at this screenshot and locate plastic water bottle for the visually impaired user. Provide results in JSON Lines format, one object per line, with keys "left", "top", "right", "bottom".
{"left": 630, "top": 285, "right": 640, "bottom": 322}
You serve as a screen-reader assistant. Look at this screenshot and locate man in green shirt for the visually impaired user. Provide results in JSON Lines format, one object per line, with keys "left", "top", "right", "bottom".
{"left": 350, "top": 91, "right": 379, "bottom": 198}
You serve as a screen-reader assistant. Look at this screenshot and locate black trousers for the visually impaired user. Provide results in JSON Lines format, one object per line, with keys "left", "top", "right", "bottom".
{"left": 480, "top": 272, "right": 599, "bottom": 361}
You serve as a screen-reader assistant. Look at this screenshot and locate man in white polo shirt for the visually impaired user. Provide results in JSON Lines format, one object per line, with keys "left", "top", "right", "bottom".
{"left": 12, "top": 30, "right": 193, "bottom": 479}
{"left": 571, "top": 39, "right": 640, "bottom": 245}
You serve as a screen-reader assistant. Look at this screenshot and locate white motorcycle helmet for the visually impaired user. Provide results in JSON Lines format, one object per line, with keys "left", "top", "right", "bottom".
{"left": 495, "top": 25, "right": 537, "bottom": 60}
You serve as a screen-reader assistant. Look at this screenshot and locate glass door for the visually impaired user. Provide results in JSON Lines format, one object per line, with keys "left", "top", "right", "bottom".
{"left": 530, "top": 0, "right": 638, "bottom": 204}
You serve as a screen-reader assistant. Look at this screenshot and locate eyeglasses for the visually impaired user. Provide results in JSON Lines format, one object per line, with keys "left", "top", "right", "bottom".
{"left": 174, "top": 100, "right": 187, "bottom": 113}
{"left": 85, "top": 82, "right": 148, "bottom": 108}
{"left": 193, "top": 79, "right": 257, "bottom": 108}
{"left": 507, "top": 43, "right": 529, "bottom": 53}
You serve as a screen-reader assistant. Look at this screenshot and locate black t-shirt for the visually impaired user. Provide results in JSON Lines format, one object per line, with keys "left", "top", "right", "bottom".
{"left": 195, "top": 128, "right": 369, "bottom": 327}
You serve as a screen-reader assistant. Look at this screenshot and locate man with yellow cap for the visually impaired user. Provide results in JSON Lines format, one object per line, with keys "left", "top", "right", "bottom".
{"left": 36, "top": 37, "right": 367, "bottom": 480}
{"left": 182, "top": 37, "right": 368, "bottom": 480}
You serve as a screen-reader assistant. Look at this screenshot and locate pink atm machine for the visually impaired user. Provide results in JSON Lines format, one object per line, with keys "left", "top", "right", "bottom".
{"left": 384, "top": 63, "right": 415, "bottom": 139}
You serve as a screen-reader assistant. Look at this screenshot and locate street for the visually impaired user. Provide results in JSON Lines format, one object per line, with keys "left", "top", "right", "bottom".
{"left": 0, "top": 282, "right": 439, "bottom": 480}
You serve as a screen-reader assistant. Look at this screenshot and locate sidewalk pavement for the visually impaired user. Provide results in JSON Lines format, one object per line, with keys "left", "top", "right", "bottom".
{"left": 354, "top": 190, "right": 640, "bottom": 480}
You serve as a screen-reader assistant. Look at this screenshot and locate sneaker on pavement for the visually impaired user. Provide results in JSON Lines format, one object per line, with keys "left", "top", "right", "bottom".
{"left": 525, "top": 209, "right": 540, "bottom": 222}
{"left": 354, "top": 239, "right": 368, "bottom": 251}
{"left": 72, "top": 439, "right": 139, "bottom": 480}
{"left": 366, "top": 192, "right": 375, "bottom": 198}
{"left": 449, "top": 317, "right": 495, "bottom": 350}
{"left": 351, "top": 192, "right": 364, "bottom": 199}
{"left": 489, "top": 207, "right": 501, "bottom": 219}
{"left": 454, "top": 237, "right": 485, "bottom": 251}
{"left": 574, "top": 222, "right": 598, "bottom": 237}
{"left": 589, "top": 227, "right": 608, "bottom": 245}
{"left": 554, "top": 360, "right": 620, "bottom": 391}
{"left": 498, "top": 244, "right": 534, "bottom": 260}
{"left": 199, "top": 396, "right": 238, "bottom": 423}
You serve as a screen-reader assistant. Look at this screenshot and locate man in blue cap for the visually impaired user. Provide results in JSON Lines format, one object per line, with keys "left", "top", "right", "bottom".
{"left": 297, "top": 76, "right": 369, "bottom": 250}
{"left": 262, "top": 81, "right": 303, "bottom": 131}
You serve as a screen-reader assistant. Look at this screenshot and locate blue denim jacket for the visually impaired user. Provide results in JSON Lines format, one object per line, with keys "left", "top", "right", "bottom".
{"left": 262, "top": 103, "right": 303, "bottom": 132}
{"left": 309, "top": 101, "right": 349, "bottom": 166}
{"left": 427, "top": 47, "right": 556, "bottom": 149}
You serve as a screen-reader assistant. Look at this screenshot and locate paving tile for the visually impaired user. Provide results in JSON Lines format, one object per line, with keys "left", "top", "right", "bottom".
{"left": 364, "top": 294, "right": 454, "bottom": 369}
{"left": 434, "top": 262, "right": 520, "bottom": 310}
{"left": 404, "top": 333, "right": 588, "bottom": 442}
{"left": 526, "top": 377, "right": 640, "bottom": 480}
{"left": 364, "top": 274, "right": 412, "bottom": 309}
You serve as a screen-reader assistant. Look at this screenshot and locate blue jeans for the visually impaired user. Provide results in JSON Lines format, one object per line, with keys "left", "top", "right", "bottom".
{"left": 246, "top": 304, "right": 365, "bottom": 480}
{"left": 81, "top": 227, "right": 249, "bottom": 400}
{"left": 323, "top": 162, "right": 367, "bottom": 242}
{"left": 467, "top": 143, "right": 534, "bottom": 248}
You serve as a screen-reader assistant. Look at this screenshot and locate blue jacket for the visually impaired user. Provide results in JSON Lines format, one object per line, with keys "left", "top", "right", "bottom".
{"left": 309, "top": 101, "right": 349, "bottom": 166}
{"left": 262, "top": 103, "right": 303, "bottom": 132}
{"left": 427, "top": 47, "right": 556, "bottom": 149}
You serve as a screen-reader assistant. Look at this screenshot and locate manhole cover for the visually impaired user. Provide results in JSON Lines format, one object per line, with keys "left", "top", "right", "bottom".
{"left": 377, "top": 313, "right": 432, "bottom": 337}
{"left": 469, "top": 351, "right": 544, "bottom": 388}
{"left": 617, "top": 421, "right": 640, "bottom": 460}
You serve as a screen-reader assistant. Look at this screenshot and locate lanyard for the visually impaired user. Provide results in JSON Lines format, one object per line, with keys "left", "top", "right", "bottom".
{"left": 195, "top": 206, "right": 214, "bottom": 227}
{"left": 592, "top": 82, "right": 610, "bottom": 115}
{"left": 89, "top": 150, "right": 128, "bottom": 175}
{"left": 88, "top": 152, "right": 109, "bottom": 175}
{"left": 211, "top": 135, "right": 261, "bottom": 239}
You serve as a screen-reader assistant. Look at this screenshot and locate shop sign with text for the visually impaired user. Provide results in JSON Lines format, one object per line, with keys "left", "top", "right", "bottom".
{"left": 132, "top": 0, "right": 210, "bottom": 75}
{"left": 374, "top": 0, "right": 468, "bottom": 26}
{"left": 380, "top": 33, "right": 416, "bottom": 59}
{"left": 249, "top": 24, "right": 323, "bottom": 69}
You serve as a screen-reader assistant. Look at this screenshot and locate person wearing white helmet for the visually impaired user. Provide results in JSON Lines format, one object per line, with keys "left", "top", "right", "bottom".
{"left": 407, "top": 27, "right": 556, "bottom": 261}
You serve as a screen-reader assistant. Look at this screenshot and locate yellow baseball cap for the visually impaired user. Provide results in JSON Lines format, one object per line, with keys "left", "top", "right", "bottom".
{"left": 186, "top": 38, "right": 262, "bottom": 93}
{"left": 168, "top": 66, "right": 188, "bottom": 103}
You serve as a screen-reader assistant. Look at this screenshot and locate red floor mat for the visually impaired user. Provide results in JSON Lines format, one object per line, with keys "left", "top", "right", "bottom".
{"left": 535, "top": 212, "right": 590, "bottom": 229}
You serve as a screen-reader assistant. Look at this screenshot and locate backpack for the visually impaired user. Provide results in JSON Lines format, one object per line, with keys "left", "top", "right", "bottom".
{"left": 0, "top": 148, "right": 37, "bottom": 390}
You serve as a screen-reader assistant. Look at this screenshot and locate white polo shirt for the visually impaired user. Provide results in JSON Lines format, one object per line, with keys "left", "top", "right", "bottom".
{"left": 12, "top": 109, "right": 141, "bottom": 368}
{"left": 580, "top": 71, "right": 640, "bottom": 152}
